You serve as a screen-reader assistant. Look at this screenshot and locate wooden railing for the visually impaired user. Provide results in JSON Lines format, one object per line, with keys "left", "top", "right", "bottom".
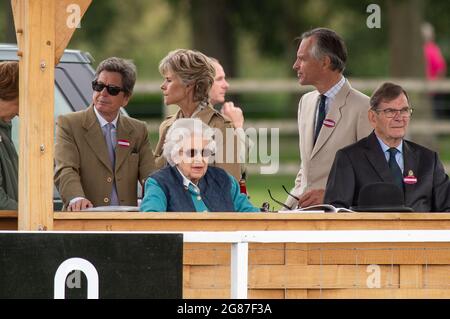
{"left": 1, "top": 211, "right": 450, "bottom": 299}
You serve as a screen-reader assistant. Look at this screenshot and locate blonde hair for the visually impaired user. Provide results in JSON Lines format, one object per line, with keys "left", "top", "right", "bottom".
{"left": 0, "top": 61, "right": 19, "bottom": 101}
{"left": 159, "top": 49, "right": 215, "bottom": 104}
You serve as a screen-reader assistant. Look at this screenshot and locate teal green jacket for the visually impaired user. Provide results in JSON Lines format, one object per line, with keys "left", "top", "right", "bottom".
{"left": 141, "top": 168, "right": 259, "bottom": 213}
{"left": 0, "top": 120, "right": 18, "bottom": 210}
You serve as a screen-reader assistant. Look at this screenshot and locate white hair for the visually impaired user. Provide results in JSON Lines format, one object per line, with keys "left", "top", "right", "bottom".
{"left": 163, "top": 118, "right": 216, "bottom": 166}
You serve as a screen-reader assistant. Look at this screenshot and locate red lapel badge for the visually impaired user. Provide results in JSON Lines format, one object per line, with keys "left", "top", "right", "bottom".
{"left": 323, "top": 119, "right": 336, "bottom": 128}
{"left": 117, "top": 139, "right": 130, "bottom": 147}
{"left": 403, "top": 170, "right": 417, "bottom": 184}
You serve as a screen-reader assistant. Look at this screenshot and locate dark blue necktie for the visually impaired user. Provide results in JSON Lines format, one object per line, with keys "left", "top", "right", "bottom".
{"left": 314, "top": 94, "right": 327, "bottom": 145}
{"left": 387, "top": 147, "right": 404, "bottom": 191}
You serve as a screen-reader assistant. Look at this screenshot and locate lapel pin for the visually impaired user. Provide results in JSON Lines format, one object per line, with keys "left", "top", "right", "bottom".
{"left": 323, "top": 119, "right": 336, "bottom": 128}
{"left": 403, "top": 170, "right": 417, "bottom": 184}
{"left": 117, "top": 139, "right": 130, "bottom": 147}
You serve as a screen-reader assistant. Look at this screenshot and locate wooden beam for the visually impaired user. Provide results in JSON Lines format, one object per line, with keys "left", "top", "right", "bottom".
{"left": 13, "top": 0, "right": 56, "bottom": 230}
{"left": 54, "top": 0, "right": 91, "bottom": 64}
{"left": 11, "top": 0, "right": 24, "bottom": 48}
{"left": 11, "top": 0, "right": 92, "bottom": 230}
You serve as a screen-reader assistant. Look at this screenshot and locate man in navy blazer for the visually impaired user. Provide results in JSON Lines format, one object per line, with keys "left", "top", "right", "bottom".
{"left": 324, "top": 82, "right": 450, "bottom": 212}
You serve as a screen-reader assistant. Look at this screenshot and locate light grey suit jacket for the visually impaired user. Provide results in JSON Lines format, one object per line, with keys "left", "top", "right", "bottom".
{"left": 285, "top": 79, "right": 372, "bottom": 209}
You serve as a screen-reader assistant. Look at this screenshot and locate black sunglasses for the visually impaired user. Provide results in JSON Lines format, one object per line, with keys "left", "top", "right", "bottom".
{"left": 182, "top": 148, "right": 213, "bottom": 158}
{"left": 266, "top": 185, "right": 299, "bottom": 210}
{"left": 282, "top": 185, "right": 299, "bottom": 201}
{"left": 92, "top": 80, "right": 126, "bottom": 96}
{"left": 267, "top": 189, "right": 292, "bottom": 210}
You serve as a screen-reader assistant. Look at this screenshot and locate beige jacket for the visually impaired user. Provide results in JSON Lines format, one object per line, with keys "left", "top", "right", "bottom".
{"left": 286, "top": 80, "right": 372, "bottom": 208}
{"left": 54, "top": 105, "right": 155, "bottom": 209}
{"left": 154, "top": 105, "right": 241, "bottom": 180}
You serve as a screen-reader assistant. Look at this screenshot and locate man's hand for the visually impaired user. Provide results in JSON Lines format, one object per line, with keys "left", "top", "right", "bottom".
{"left": 221, "top": 102, "right": 244, "bottom": 128}
{"left": 298, "top": 189, "right": 325, "bottom": 207}
{"left": 67, "top": 198, "right": 94, "bottom": 211}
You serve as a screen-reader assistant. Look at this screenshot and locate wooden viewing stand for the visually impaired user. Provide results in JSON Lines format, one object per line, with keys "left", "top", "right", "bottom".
{"left": 7, "top": 0, "right": 450, "bottom": 299}
{"left": 2, "top": 211, "right": 450, "bottom": 299}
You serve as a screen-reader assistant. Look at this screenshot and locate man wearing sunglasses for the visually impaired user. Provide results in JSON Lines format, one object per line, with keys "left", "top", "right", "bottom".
{"left": 54, "top": 57, "right": 155, "bottom": 211}
{"left": 324, "top": 82, "right": 450, "bottom": 212}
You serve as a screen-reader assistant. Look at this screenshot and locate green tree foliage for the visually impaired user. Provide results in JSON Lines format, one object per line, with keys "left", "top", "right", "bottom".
{"left": 70, "top": 0, "right": 191, "bottom": 78}
{"left": 167, "top": 0, "right": 391, "bottom": 77}
{"left": 0, "top": 0, "right": 16, "bottom": 43}
{"left": 69, "top": 1, "right": 119, "bottom": 49}
{"left": 425, "top": 0, "right": 450, "bottom": 63}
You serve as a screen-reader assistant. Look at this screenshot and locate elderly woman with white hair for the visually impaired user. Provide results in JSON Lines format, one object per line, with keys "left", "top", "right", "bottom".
{"left": 140, "top": 118, "right": 259, "bottom": 212}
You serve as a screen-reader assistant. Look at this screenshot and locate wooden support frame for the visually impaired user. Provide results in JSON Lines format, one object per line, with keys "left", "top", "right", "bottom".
{"left": 14, "top": 0, "right": 56, "bottom": 231}
{"left": 11, "top": 0, "right": 91, "bottom": 230}
{"left": 1, "top": 212, "right": 449, "bottom": 299}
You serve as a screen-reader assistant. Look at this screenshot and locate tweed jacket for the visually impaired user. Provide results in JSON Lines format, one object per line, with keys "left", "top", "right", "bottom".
{"left": 54, "top": 105, "right": 155, "bottom": 208}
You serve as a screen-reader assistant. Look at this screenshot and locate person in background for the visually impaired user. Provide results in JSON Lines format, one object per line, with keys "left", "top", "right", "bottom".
{"left": 54, "top": 57, "right": 155, "bottom": 211}
{"left": 422, "top": 22, "right": 448, "bottom": 118}
{"left": 209, "top": 57, "right": 245, "bottom": 130}
{"left": 423, "top": 22, "right": 447, "bottom": 81}
{"left": 209, "top": 57, "right": 254, "bottom": 187}
{"left": 285, "top": 27, "right": 372, "bottom": 209}
{"left": 0, "top": 61, "right": 19, "bottom": 210}
{"left": 154, "top": 49, "right": 241, "bottom": 180}
{"left": 141, "top": 118, "right": 259, "bottom": 212}
{"left": 324, "top": 82, "right": 450, "bottom": 212}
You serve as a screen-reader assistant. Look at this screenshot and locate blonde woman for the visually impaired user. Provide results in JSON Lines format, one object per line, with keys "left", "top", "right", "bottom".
{"left": 154, "top": 49, "right": 241, "bottom": 180}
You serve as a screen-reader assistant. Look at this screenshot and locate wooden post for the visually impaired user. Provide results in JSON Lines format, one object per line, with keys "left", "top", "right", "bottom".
{"left": 13, "top": 0, "right": 56, "bottom": 231}
{"left": 11, "top": 0, "right": 91, "bottom": 230}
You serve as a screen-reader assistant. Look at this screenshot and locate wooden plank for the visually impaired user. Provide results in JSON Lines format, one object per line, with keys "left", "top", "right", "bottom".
{"left": 53, "top": 217, "right": 450, "bottom": 231}
{"left": 186, "top": 266, "right": 230, "bottom": 289}
{"left": 286, "top": 243, "right": 308, "bottom": 265}
{"left": 184, "top": 243, "right": 285, "bottom": 266}
{"left": 0, "top": 211, "right": 18, "bottom": 230}
{"left": 400, "top": 265, "right": 423, "bottom": 289}
{"left": 15, "top": 0, "right": 55, "bottom": 230}
{"left": 184, "top": 243, "right": 230, "bottom": 265}
{"left": 185, "top": 288, "right": 287, "bottom": 299}
{"left": 0, "top": 219, "right": 18, "bottom": 230}
{"left": 285, "top": 289, "right": 308, "bottom": 299}
{"left": 54, "top": 212, "right": 450, "bottom": 221}
{"left": 249, "top": 244, "right": 285, "bottom": 265}
{"left": 248, "top": 265, "right": 399, "bottom": 289}
{"left": 307, "top": 243, "right": 450, "bottom": 264}
{"left": 307, "top": 289, "right": 450, "bottom": 299}
{"left": 183, "top": 288, "right": 229, "bottom": 299}
{"left": 424, "top": 266, "right": 450, "bottom": 289}
{"left": 248, "top": 289, "right": 285, "bottom": 299}
{"left": 11, "top": 0, "right": 24, "bottom": 49}
{"left": 54, "top": 0, "right": 91, "bottom": 63}
{"left": 0, "top": 211, "right": 18, "bottom": 218}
